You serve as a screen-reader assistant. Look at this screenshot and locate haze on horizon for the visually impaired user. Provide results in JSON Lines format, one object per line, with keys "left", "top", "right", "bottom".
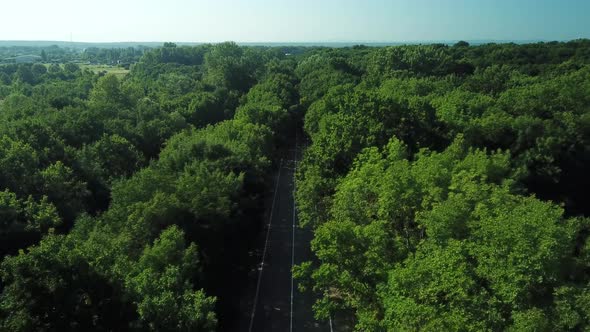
{"left": 1, "top": 0, "right": 589, "bottom": 43}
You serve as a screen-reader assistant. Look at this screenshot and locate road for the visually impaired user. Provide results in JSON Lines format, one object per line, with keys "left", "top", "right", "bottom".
{"left": 232, "top": 131, "right": 330, "bottom": 332}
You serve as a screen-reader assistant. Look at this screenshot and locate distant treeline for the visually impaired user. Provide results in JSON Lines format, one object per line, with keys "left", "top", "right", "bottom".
{"left": 0, "top": 44, "right": 152, "bottom": 65}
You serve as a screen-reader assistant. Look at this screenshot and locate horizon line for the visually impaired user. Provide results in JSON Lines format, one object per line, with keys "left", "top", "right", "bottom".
{"left": 1, "top": 38, "right": 587, "bottom": 44}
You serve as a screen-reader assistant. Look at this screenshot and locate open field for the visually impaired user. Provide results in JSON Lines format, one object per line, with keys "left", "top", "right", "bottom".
{"left": 80, "top": 64, "right": 129, "bottom": 78}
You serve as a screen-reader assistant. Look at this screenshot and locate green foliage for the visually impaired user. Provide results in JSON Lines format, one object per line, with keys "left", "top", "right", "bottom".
{"left": 40, "top": 161, "right": 89, "bottom": 223}
{"left": 0, "top": 136, "right": 40, "bottom": 195}
{"left": 0, "top": 189, "right": 61, "bottom": 236}
{"left": 89, "top": 74, "right": 137, "bottom": 109}
{"left": 381, "top": 240, "right": 495, "bottom": 331}
{"left": 0, "top": 234, "right": 133, "bottom": 332}
{"left": 125, "top": 226, "right": 217, "bottom": 331}
{"left": 204, "top": 42, "right": 262, "bottom": 92}
{"left": 78, "top": 134, "right": 144, "bottom": 181}
{"left": 175, "top": 162, "right": 243, "bottom": 220}
{"left": 307, "top": 138, "right": 580, "bottom": 329}
{"left": 366, "top": 44, "right": 456, "bottom": 79}
{"left": 295, "top": 41, "right": 590, "bottom": 331}
{"left": 296, "top": 52, "right": 360, "bottom": 106}
{"left": 469, "top": 190, "right": 571, "bottom": 305}
{"left": 181, "top": 90, "right": 225, "bottom": 127}
{"left": 158, "top": 120, "right": 272, "bottom": 176}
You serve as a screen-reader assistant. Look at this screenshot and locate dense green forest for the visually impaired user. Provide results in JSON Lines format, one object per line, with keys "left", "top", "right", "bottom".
{"left": 0, "top": 39, "right": 589, "bottom": 331}
{"left": 294, "top": 40, "right": 590, "bottom": 331}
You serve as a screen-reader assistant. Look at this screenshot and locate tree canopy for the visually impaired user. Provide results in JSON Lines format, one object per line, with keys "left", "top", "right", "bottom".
{"left": 1, "top": 40, "right": 590, "bottom": 331}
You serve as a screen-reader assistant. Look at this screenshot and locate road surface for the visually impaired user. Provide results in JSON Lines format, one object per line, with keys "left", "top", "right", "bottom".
{"left": 232, "top": 132, "right": 330, "bottom": 331}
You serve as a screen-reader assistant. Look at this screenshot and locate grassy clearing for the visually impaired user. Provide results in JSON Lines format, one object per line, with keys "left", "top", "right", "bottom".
{"left": 80, "top": 64, "right": 130, "bottom": 79}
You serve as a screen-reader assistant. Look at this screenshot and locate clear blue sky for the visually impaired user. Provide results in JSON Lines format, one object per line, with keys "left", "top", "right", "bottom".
{"left": 1, "top": 0, "right": 588, "bottom": 42}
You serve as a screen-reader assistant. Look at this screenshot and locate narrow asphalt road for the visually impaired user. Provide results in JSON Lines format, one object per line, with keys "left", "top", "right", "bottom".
{"left": 233, "top": 131, "right": 330, "bottom": 332}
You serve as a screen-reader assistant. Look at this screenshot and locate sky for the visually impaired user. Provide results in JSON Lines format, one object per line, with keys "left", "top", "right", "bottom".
{"left": 0, "top": 0, "right": 588, "bottom": 43}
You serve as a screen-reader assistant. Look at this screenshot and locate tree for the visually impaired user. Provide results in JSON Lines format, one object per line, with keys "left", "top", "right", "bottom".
{"left": 77, "top": 134, "right": 144, "bottom": 184}
{"left": 0, "top": 136, "right": 40, "bottom": 196}
{"left": 40, "top": 161, "right": 89, "bottom": 224}
{"left": 381, "top": 241, "right": 496, "bottom": 331}
{"left": 89, "top": 74, "right": 134, "bottom": 110}
{"left": 0, "top": 234, "right": 135, "bottom": 331}
{"left": 469, "top": 189, "right": 571, "bottom": 306}
{"left": 181, "top": 91, "right": 225, "bottom": 127}
{"left": 31, "top": 64, "right": 47, "bottom": 78}
{"left": 454, "top": 40, "right": 470, "bottom": 48}
{"left": 204, "top": 42, "right": 256, "bottom": 92}
{"left": 366, "top": 45, "right": 456, "bottom": 79}
{"left": 0, "top": 189, "right": 61, "bottom": 255}
{"left": 63, "top": 63, "right": 80, "bottom": 74}
{"left": 125, "top": 226, "right": 217, "bottom": 331}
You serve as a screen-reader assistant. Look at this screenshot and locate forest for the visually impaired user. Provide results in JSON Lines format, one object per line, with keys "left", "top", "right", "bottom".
{"left": 0, "top": 39, "right": 589, "bottom": 331}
